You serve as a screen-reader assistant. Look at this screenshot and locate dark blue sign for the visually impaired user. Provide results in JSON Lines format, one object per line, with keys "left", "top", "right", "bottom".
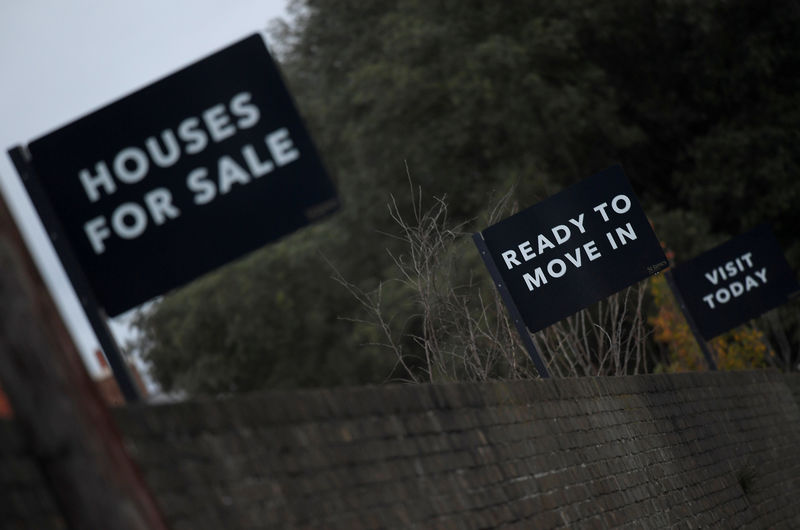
{"left": 23, "top": 34, "right": 338, "bottom": 316}
{"left": 670, "top": 225, "right": 798, "bottom": 340}
{"left": 479, "top": 165, "right": 667, "bottom": 333}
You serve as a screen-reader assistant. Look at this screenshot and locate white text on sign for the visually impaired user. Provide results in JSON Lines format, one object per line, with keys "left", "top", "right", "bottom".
{"left": 499, "top": 194, "right": 643, "bottom": 292}
{"left": 701, "top": 252, "right": 768, "bottom": 309}
{"left": 80, "top": 92, "right": 301, "bottom": 254}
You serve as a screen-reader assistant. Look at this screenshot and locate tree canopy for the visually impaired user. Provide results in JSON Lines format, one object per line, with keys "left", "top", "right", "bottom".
{"left": 135, "top": 0, "right": 800, "bottom": 395}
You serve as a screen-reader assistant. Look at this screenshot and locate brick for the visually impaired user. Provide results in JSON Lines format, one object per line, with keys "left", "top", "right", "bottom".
{"left": 9, "top": 372, "right": 800, "bottom": 528}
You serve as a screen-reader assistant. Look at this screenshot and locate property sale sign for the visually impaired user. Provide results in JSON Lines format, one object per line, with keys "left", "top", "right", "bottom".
{"left": 21, "top": 34, "right": 338, "bottom": 316}
{"left": 669, "top": 225, "right": 798, "bottom": 340}
{"left": 479, "top": 165, "right": 667, "bottom": 333}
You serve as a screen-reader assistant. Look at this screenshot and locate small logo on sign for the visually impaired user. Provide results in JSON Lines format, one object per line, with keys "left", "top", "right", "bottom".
{"left": 647, "top": 261, "right": 668, "bottom": 275}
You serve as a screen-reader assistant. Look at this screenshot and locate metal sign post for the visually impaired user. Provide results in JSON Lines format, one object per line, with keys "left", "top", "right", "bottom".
{"left": 8, "top": 146, "right": 142, "bottom": 402}
{"left": 664, "top": 269, "right": 718, "bottom": 371}
{"left": 473, "top": 232, "right": 550, "bottom": 378}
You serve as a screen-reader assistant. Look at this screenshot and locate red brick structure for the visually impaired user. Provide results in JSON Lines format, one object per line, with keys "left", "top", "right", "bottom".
{"left": 92, "top": 349, "right": 148, "bottom": 406}
{"left": 0, "top": 349, "right": 147, "bottom": 415}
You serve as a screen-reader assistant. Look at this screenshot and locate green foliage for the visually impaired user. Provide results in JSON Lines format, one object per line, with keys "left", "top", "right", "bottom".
{"left": 136, "top": 223, "right": 395, "bottom": 394}
{"left": 136, "top": 0, "right": 800, "bottom": 395}
{"left": 579, "top": 0, "right": 800, "bottom": 261}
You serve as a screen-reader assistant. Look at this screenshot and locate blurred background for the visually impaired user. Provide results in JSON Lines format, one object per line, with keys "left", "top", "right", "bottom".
{"left": 4, "top": 0, "right": 799, "bottom": 399}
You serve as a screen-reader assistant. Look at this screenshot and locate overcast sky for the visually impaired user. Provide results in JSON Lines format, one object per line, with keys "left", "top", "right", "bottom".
{"left": 0, "top": 0, "right": 290, "bottom": 377}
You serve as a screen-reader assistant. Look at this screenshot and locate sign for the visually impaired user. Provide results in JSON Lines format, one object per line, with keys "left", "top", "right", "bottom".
{"left": 23, "top": 34, "right": 338, "bottom": 316}
{"left": 479, "top": 165, "right": 667, "bottom": 333}
{"left": 669, "top": 225, "right": 799, "bottom": 340}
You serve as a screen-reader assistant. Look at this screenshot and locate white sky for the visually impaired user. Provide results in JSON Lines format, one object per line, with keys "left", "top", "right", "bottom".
{"left": 0, "top": 0, "right": 291, "bottom": 379}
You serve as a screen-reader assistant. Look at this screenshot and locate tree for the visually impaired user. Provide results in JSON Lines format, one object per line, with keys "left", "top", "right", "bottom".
{"left": 136, "top": 0, "right": 800, "bottom": 395}
{"left": 648, "top": 274, "right": 770, "bottom": 372}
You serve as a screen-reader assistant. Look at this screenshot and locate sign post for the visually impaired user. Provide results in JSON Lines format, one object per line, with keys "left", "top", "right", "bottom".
{"left": 475, "top": 165, "right": 667, "bottom": 372}
{"left": 11, "top": 33, "right": 339, "bottom": 400}
{"left": 9, "top": 146, "right": 143, "bottom": 401}
{"left": 473, "top": 232, "right": 550, "bottom": 378}
{"left": 663, "top": 269, "right": 718, "bottom": 370}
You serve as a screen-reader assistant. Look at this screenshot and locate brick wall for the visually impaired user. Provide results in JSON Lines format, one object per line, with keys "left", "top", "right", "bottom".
{"left": 4, "top": 372, "right": 800, "bottom": 528}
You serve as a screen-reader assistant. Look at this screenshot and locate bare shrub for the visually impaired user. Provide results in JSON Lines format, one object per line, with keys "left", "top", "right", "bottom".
{"left": 531, "top": 283, "right": 651, "bottom": 377}
{"left": 332, "top": 175, "right": 652, "bottom": 381}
